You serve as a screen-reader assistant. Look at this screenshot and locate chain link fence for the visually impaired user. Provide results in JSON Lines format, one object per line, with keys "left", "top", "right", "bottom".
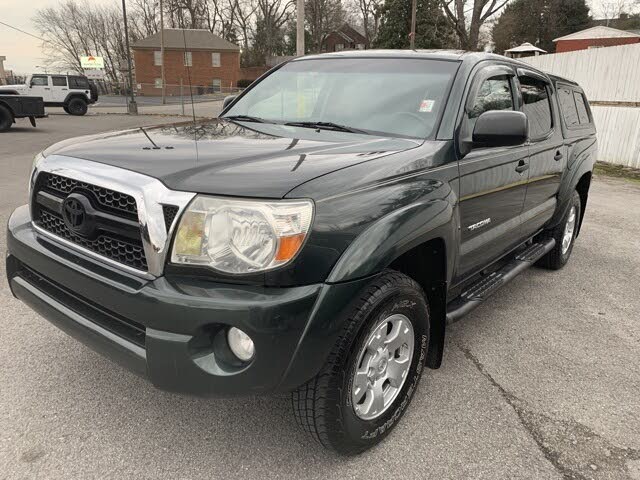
{"left": 88, "top": 81, "right": 243, "bottom": 117}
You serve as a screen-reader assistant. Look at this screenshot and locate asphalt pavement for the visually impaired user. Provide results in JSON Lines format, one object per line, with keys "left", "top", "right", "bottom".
{"left": 1, "top": 114, "right": 639, "bottom": 479}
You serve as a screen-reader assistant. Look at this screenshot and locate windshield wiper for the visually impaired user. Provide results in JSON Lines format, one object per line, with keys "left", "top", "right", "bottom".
{"left": 223, "top": 114, "right": 266, "bottom": 123}
{"left": 284, "top": 121, "right": 366, "bottom": 134}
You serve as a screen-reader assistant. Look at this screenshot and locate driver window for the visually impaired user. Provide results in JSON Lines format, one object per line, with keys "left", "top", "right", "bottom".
{"left": 467, "top": 76, "right": 514, "bottom": 131}
{"left": 31, "top": 76, "right": 49, "bottom": 87}
{"left": 470, "top": 76, "right": 514, "bottom": 117}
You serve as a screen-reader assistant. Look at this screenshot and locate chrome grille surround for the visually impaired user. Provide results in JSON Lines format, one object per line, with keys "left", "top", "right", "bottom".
{"left": 30, "top": 155, "right": 196, "bottom": 279}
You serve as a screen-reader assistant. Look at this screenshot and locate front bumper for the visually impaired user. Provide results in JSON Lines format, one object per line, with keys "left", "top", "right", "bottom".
{"left": 7, "top": 205, "right": 371, "bottom": 396}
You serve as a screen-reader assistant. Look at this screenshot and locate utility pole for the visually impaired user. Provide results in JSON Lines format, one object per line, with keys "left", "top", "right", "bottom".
{"left": 122, "top": 0, "right": 138, "bottom": 114}
{"left": 296, "top": 0, "right": 305, "bottom": 56}
{"left": 160, "top": 0, "right": 166, "bottom": 104}
{"left": 409, "top": 0, "right": 417, "bottom": 50}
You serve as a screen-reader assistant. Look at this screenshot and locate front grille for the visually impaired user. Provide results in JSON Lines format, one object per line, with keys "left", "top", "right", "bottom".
{"left": 32, "top": 173, "right": 148, "bottom": 271}
{"left": 18, "top": 264, "right": 146, "bottom": 348}
{"left": 39, "top": 211, "right": 147, "bottom": 270}
{"left": 42, "top": 172, "right": 138, "bottom": 219}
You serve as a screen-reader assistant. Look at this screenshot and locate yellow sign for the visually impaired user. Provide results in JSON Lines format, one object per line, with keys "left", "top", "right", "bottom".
{"left": 80, "top": 55, "right": 105, "bottom": 69}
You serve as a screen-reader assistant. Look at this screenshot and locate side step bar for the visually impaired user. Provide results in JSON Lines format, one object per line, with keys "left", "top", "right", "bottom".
{"left": 446, "top": 238, "right": 556, "bottom": 324}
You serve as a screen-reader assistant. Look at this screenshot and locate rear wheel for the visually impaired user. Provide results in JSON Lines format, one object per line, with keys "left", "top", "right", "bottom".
{"left": 66, "top": 97, "right": 88, "bottom": 116}
{"left": 292, "top": 270, "right": 429, "bottom": 455}
{"left": 0, "top": 104, "right": 13, "bottom": 131}
{"left": 63, "top": 106, "right": 71, "bottom": 114}
{"left": 537, "top": 190, "right": 582, "bottom": 270}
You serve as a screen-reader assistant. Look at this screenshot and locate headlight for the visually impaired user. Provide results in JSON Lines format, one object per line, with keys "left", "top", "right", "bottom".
{"left": 29, "top": 152, "right": 45, "bottom": 194}
{"left": 171, "top": 195, "right": 314, "bottom": 274}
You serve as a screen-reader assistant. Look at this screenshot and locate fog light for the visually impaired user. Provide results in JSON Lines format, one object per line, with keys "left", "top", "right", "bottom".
{"left": 227, "top": 327, "right": 255, "bottom": 362}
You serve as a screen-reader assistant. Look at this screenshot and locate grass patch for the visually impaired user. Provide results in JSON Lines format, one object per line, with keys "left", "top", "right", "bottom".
{"left": 594, "top": 162, "right": 640, "bottom": 184}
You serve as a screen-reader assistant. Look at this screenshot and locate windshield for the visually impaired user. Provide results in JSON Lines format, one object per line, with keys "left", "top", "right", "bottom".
{"left": 223, "top": 58, "right": 459, "bottom": 139}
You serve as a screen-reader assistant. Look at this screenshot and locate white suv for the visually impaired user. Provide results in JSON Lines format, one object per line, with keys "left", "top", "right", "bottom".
{"left": 0, "top": 74, "right": 98, "bottom": 116}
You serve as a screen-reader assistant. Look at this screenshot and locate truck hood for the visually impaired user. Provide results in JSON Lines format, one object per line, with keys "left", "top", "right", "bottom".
{"left": 43, "top": 119, "right": 423, "bottom": 198}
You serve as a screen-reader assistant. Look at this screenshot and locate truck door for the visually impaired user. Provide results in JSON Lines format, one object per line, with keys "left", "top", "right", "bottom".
{"left": 517, "top": 70, "right": 565, "bottom": 237}
{"left": 29, "top": 75, "right": 51, "bottom": 103}
{"left": 456, "top": 65, "right": 530, "bottom": 281}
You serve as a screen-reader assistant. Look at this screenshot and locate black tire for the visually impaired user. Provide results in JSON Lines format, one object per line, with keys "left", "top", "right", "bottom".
{"left": 66, "top": 97, "right": 88, "bottom": 116}
{"left": 292, "top": 270, "right": 429, "bottom": 455}
{"left": 0, "top": 104, "right": 13, "bottom": 131}
{"left": 537, "top": 190, "right": 582, "bottom": 270}
{"left": 63, "top": 106, "right": 71, "bottom": 114}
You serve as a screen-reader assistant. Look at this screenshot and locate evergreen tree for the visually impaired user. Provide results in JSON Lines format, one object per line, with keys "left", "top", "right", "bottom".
{"left": 374, "top": 0, "right": 456, "bottom": 49}
{"left": 492, "top": 0, "right": 592, "bottom": 54}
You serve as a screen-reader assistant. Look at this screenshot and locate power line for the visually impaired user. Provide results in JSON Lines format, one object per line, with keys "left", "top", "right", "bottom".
{"left": 0, "top": 20, "right": 47, "bottom": 42}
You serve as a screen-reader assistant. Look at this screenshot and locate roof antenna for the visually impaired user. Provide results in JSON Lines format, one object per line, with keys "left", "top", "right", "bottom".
{"left": 180, "top": 26, "right": 197, "bottom": 127}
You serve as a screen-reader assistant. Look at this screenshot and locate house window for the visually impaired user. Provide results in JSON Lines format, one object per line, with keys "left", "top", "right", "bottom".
{"left": 154, "top": 50, "right": 162, "bottom": 66}
{"left": 184, "top": 51, "right": 193, "bottom": 66}
{"left": 335, "top": 43, "right": 344, "bottom": 51}
{"left": 154, "top": 78, "right": 162, "bottom": 88}
{"left": 212, "top": 78, "right": 221, "bottom": 93}
{"left": 212, "top": 52, "right": 221, "bottom": 67}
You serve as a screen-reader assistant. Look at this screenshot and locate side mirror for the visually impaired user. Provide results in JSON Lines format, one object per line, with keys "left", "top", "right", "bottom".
{"left": 472, "top": 110, "right": 528, "bottom": 148}
{"left": 223, "top": 95, "right": 238, "bottom": 110}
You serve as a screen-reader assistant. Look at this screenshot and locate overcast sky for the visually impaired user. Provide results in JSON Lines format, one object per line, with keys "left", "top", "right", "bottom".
{"left": 0, "top": 0, "right": 114, "bottom": 75}
{"left": 1, "top": 0, "right": 611, "bottom": 76}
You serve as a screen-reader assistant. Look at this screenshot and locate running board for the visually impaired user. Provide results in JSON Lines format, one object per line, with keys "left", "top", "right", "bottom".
{"left": 446, "top": 238, "right": 556, "bottom": 324}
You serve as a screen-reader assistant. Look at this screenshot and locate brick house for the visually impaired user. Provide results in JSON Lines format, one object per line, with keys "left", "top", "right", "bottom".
{"left": 132, "top": 29, "right": 241, "bottom": 96}
{"left": 554, "top": 26, "right": 640, "bottom": 53}
{"left": 322, "top": 24, "right": 369, "bottom": 52}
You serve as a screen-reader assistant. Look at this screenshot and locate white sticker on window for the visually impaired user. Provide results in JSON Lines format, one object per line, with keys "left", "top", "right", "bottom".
{"left": 419, "top": 99, "right": 435, "bottom": 112}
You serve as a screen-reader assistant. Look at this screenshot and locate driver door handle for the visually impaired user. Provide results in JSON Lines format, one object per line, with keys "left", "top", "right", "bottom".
{"left": 515, "top": 159, "right": 529, "bottom": 173}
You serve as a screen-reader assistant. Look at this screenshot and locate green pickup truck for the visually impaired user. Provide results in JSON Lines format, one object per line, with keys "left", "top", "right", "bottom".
{"left": 6, "top": 50, "right": 596, "bottom": 454}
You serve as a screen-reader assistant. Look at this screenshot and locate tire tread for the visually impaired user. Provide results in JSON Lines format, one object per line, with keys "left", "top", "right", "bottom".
{"left": 291, "top": 270, "right": 426, "bottom": 454}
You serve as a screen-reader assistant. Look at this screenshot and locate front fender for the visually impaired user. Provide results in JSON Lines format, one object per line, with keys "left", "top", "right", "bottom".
{"left": 327, "top": 195, "right": 457, "bottom": 284}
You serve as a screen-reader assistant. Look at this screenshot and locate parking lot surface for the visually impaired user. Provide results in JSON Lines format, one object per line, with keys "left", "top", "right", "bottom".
{"left": 1, "top": 114, "right": 639, "bottom": 479}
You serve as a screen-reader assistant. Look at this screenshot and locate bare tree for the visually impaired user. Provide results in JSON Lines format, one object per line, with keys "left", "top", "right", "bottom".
{"left": 441, "top": 0, "right": 510, "bottom": 50}
{"left": 598, "top": 0, "right": 631, "bottom": 24}
{"left": 130, "top": 0, "right": 161, "bottom": 37}
{"left": 356, "top": 0, "right": 382, "bottom": 44}
{"left": 306, "top": 0, "right": 344, "bottom": 52}
{"left": 165, "top": 0, "right": 209, "bottom": 28}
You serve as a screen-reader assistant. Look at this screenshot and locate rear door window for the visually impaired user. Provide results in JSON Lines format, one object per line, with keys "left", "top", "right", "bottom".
{"left": 558, "top": 87, "right": 580, "bottom": 127}
{"left": 52, "top": 76, "right": 67, "bottom": 87}
{"left": 573, "top": 92, "right": 591, "bottom": 124}
{"left": 519, "top": 76, "right": 553, "bottom": 139}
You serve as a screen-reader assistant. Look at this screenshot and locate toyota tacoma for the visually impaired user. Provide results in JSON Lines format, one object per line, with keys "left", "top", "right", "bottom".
{"left": 6, "top": 50, "right": 597, "bottom": 454}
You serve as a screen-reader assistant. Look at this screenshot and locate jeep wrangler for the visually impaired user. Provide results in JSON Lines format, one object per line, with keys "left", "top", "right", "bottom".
{"left": 0, "top": 74, "right": 98, "bottom": 116}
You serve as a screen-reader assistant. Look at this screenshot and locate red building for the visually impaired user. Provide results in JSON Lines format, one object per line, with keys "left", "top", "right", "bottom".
{"left": 554, "top": 26, "right": 640, "bottom": 53}
{"left": 132, "top": 29, "right": 241, "bottom": 96}
{"left": 322, "top": 24, "right": 369, "bottom": 52}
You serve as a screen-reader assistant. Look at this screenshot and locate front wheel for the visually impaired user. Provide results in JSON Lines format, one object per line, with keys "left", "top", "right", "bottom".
{"left": 292, "top": 270, "right": 429, "bottom": 455}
